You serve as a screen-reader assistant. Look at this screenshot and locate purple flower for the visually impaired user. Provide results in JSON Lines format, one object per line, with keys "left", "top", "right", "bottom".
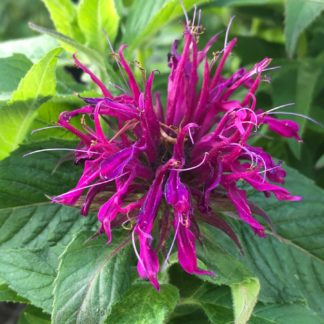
{"left": 51, "top": 20, "right": 302, "bottom": 289}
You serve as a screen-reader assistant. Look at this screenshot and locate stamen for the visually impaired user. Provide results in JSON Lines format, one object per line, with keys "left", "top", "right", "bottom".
{"left": 262, "top": 66, "right": 281, "bottom": 72}
{"left": 224, "top": 16, "right": 235, "bottom": 50}
{"left": 188, "top": 125, "right": 195, "bottom": 144}
{"left": 31, "top": 125, "right": 63, "bottom": 134}
{"left": 53, "top": 172, "right": 128, "bottom": 200}
{"left": 179, "top": 0, "right": 190, "bottom": 28}
{"left": 266, "top": 112, "right": 323, "bottom": 127}
{"left": 192, "top": 5, "right": 197, "bottom": 29}
{"left": 131, "top": 229, "right": 146, "bottom": 273}
{"left": 103, "top": 29, "right": 130, "bottom": 92}
{"left": 263, "top": 103, "right": 295, "bottom": 114}
{"left": 161, "top": 216, "right": 181, "bottom": 271}
{"left": 171, "top": 152, "right": 209, "bottom": 172}
{"left": 23, "top": 148, "right": 101, "bottom": 158}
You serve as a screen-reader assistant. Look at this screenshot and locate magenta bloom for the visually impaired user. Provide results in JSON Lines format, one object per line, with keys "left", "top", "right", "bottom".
{"left": 52, "top": 24, "right": 301, "bottom": 289}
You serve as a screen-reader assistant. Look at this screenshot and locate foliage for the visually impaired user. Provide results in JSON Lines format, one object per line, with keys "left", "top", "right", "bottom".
{"left": 0, "top": 0, "right": 323, "bottom": 323}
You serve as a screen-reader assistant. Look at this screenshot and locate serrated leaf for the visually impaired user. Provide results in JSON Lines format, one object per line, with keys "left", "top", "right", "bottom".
{"left": 123, "top": 0, "right": 211, "bottom": 49}
{"left": 285, "top": 0, "right": 324, "bottom": 57}
{"left": 105, "top": 283, "right": 179, "bottom": 324}
{"left": 0, "top": 247, "right": 59, "bottom": 313}
{"left": 252, "top": 302, "right": 324, "bottom": 324}
{"left": 0, "top": 141, "right": 81, "bottom": 208}
{"left": 0, "top": 48, "right": 62, "bottom": 160}
{"left": 0, "top": 54, "right": 32, "bottom": 94}
{"left": 197, "top": 224, "right": 253, "bottom": 285}
{"left": 0, "top": 141, "right": 96, "bottom": 250}
{"left": 231, "top": 278, "right": 260, "bottom": 324}
{"left": 0, "top": 281, "right": 28, "bottom": 303}
{"left": 52, "top": 231, "right": 132, "bottom": 324}
{"left": 78, "top": 0, "right": 120, "bottom": 53}
{"left": 242, "top": 167, "right": 324, "bottom": 316}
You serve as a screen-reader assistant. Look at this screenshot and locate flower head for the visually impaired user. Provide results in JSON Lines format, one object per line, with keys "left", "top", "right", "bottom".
{"left": 51, "top": 17, "right": 301, "bottom": 289}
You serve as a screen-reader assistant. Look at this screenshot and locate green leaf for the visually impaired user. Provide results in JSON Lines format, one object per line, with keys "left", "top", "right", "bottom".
{"left": 0, "top": 54, "right": 32, "bottom": 94}
{"left": 252, "top": 302, "right": 324, "bottom": 324}
{"left": 0, "top": 141, "right": 96, "bottom": 250}
{"left": 123, "top": 0, "right": 211, "bottom": 49}
{"left": 0, "top": 280, "right": 28, "bottom": 303}
{"left": 243, "top": 166, "right": 324, "bottom": 316}
{"left": 41, "top": 0, "right": 83, "bottom": 43}
{"left": 0, "top": 204, "right": 96, "bottom": 250}
{"left": 215, "top": 0, "right": 282, "bottom": 5}
{"left": 315, "top": 153, "right": 324, "bottom": 169}
{"left": 18, "top": 305, "right": 51, "bottom": 324}
{"left": 78, "top": 0, "right": 120, "bottom": 52}
{"left": 0, "top": 48, "right": 62, "bottom": 160}
{"left": 231, "top": 278, "right": 260, "bottom": 324}
{"left": 285, "top": 0, "right": 324, "bottom": 57}
{"left": 105, "top": 283, "right": 179, "bottom": 324}
{"left": 271, "top": 57, "right": 322, "bottom": 158}
{"left": 197, "top": 223, "right": 253, "bottom": 286}
{"left": 29, "top": 23, "right": 111, "bottom": 79}
{"left": 52, "top": 231, "right": 132, "bottom": 324}
{"left": 0, "top": 141, "right": 81, "bottom": 208}
{"left": 0, "top": 247, "right": 59, "bottom": 313}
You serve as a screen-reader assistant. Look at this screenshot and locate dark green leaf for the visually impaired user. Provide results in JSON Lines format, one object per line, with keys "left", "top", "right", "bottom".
{"left": 52, "top": 231, "right": 132, "bottom": 324}
{"left": 0, "top": 141, "right": 81, "bottom": 208}
{"left": 105, "top": 283, "right": 179, "bottom": 324}
{"left": 0, "top": 246, "right": 59, "bottom": 313}
{"left": 285, "top": 0, "right": 324, "bottom": 57}
{"left": 18, "top": 305, "right": 51, "bottom": 324}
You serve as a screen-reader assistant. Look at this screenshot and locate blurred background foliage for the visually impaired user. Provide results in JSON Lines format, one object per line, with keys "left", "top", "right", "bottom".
{"left": 0, "top": 0, "right": 323, "bottom": 187}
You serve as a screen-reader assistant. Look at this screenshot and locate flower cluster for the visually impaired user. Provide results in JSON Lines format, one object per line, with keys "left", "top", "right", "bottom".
{"left": 52, "top": 20, "right": 301, "bottom": 289}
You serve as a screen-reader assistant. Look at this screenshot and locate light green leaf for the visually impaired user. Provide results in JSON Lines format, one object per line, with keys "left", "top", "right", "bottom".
{"left": 105, "top": 283, "right": 180, "bottom": 324}
{"left": 29, "top": 23, "right": 111, "bottom": 79}
{"left": 0, "top": 48, "right": 62, "bottom": 160}
{"left": 52, "top": 231, "right": 132, "bottom": 324}
{"left": 315, "top": 154, "right": 324, "bottom": 169}
{"left": 0, "top": 247, "right": 59, "bottom": 313}
{"left": 78, "top": 0, "right": 120, "bottom": 52}
{"left": 123, "top": 0, "right": 211, "bottom": 49}
{"left": 285, "top": 0, "right": 324, "bottom": 57}
{"left": 0, "top": 54, "right": 32, "bottom": 94}
{"left": 215, "top": 0, "right": 282, "bottom": 4}
{"left": 231, "top": 278, "right": 260, "bottom": 324}
{"left": 41, "top": 0, "right": 83, "bottom": 44}
{"left": 0, "top": 36, "right": 58, "bottom": 62}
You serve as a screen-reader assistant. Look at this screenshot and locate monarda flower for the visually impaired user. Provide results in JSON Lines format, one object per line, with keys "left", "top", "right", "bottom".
{"left": 48, "top": 17, "right": 303, "bottom": 289}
